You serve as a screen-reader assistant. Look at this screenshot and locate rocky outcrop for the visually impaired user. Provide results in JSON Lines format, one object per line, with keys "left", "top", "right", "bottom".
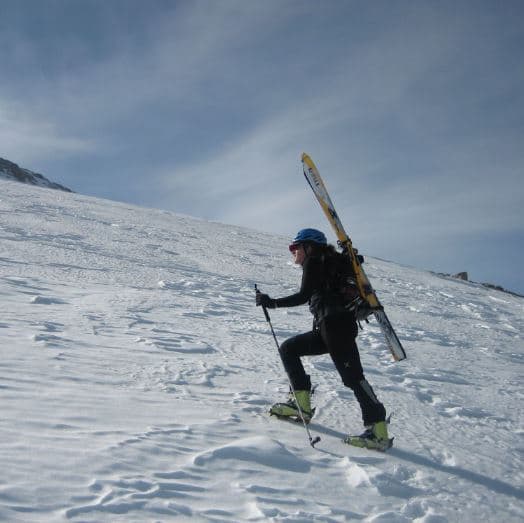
{"left": 0, "top": 157, "right": 72, "bottom": 192}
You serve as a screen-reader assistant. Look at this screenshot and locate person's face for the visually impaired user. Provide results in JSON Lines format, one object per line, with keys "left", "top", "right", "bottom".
{"left": 290, "top": 243, "right": 306, "bottom": 266}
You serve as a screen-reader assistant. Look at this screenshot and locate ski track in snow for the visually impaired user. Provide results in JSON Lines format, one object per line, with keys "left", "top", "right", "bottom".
{"left": 0, "top": 179, "right": 523, "bottom": 522}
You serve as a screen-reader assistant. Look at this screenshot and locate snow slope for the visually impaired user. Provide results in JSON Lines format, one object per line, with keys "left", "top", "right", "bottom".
{"left": 0, "top": 179, "right": 523, "bottom": 522}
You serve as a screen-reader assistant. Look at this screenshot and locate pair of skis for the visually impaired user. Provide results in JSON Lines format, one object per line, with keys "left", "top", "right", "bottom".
{"left": 301, "top": 153, "right": 406, "bottom": 362}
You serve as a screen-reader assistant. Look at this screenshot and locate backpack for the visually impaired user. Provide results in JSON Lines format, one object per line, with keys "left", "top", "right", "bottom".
{"left": 323, "top": 251, "right": 374, "bottom": 322}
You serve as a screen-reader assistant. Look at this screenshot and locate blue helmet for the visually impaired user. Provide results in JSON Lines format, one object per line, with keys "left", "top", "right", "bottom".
{"left": 292, "top": 228, "right": 327, "bottom": 245}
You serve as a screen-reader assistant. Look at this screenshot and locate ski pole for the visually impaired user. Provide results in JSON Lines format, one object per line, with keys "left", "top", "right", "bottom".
{"left": 255, "top": 284, "right": 321, "bottom": 448}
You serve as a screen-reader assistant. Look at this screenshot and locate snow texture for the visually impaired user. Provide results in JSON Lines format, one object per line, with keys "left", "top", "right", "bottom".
{"left": 0, "top": 178, "right": 523, "bottom": 522}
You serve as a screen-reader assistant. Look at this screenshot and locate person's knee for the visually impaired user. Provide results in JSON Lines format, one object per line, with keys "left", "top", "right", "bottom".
{"left": 280, "top": 333, "right": 302, "bottom": 352}
{"left": 341, "top": 368, "right": 364, "bottom": 389}
{"left": 279, "top": 337, "right": 293, "bottom": 358}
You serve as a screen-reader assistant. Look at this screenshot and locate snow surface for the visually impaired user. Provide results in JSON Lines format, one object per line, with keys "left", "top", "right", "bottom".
{"left": 0, "top": 179, "right": 523, "bottom": 522}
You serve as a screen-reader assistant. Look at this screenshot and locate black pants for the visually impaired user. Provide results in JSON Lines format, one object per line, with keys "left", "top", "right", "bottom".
{"left": 279, "top": 313, "right": 386, "bottom": 426}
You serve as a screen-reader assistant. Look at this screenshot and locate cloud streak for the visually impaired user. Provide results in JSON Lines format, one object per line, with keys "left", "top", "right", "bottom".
{"left": 0, "top": 101, "right": 95, "bottom": 162}
{"left": 0, "top": 0, "right": 522, "bottom": 292}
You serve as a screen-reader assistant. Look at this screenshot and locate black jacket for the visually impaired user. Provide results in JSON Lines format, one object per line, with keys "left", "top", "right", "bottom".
{"left": 274, "top": 254, "right": 353, "bottom": 324}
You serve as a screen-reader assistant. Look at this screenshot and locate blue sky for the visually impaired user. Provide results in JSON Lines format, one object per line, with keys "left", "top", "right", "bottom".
{"left": 1, "top": 0, "right": 523, "bottom": 294}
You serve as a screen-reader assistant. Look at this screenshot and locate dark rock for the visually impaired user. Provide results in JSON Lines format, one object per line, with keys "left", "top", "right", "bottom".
{"left": 0, "top": 157, "right": 73, "bottom": 192}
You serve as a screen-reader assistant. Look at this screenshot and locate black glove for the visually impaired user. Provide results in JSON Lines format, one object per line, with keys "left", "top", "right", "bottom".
{"left": 256, "top": 293, "right": 276, "bottom": 308}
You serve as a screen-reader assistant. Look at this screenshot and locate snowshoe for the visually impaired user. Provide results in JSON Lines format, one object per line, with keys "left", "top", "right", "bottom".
{"left": 343, "top": 420, "right": 393, "bottom": 451}
{"left": 269, "top": 390, "right": 314, "bottom": 423}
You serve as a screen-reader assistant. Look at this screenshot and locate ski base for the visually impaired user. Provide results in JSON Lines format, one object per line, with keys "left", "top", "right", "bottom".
{"left": 373, "top": 309, "right": 407, "bottom": 361}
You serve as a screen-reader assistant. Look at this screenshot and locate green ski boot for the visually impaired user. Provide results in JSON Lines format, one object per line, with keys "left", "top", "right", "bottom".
{"left": 269, "top": 390, "right": 314, "bottom": 423}
{"left": 344, "top": 420, "right": 393, "bottom": 451}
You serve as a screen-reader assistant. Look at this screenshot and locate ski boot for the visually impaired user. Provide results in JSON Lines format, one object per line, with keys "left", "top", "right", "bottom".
{"left": 269, "top": 390, "right": 314, "bottom": 423}
{"left": 344, "top": 420, "right": 393, "bottom": 451}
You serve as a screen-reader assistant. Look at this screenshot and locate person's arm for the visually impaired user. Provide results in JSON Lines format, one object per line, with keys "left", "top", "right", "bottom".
{"left": 273, "top": 257, "right": 320, "bottom": 308}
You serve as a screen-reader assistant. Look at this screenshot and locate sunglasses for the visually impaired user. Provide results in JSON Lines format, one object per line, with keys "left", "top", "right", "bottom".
{"left": 288, "top": 243, "right": 303, "bottom": 253}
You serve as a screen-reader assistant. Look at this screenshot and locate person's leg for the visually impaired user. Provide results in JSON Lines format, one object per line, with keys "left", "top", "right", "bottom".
{"left": 320, "top": 315, "right": 386, "bottom": 425}
{"left": 270, "top": 329, "right": 327, "bottom": 420}
{"left": 278, "top": 329, "right": 327, "bottom": 390}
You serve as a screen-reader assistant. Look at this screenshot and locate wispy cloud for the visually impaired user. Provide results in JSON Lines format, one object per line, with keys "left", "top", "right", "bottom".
{"left": 0, "top": 0, "right": 522, "bottom": 291}
{"left": 0, "top": 101, "right": 95, "bottom": 163}
{"left": 152, "top": 2, "right": 524, "bottom": 243}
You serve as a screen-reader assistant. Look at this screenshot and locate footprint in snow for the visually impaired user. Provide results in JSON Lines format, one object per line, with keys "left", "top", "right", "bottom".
{"left": 30, "top": 295, "right": 67, "bottom": 305}
{"left": 137, "top": 334, "right": 216, "bottom": 354}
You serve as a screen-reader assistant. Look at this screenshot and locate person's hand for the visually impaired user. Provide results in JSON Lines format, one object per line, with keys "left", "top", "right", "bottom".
{"left": 256, "top": 293, "right": 276, "bottom": 308}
